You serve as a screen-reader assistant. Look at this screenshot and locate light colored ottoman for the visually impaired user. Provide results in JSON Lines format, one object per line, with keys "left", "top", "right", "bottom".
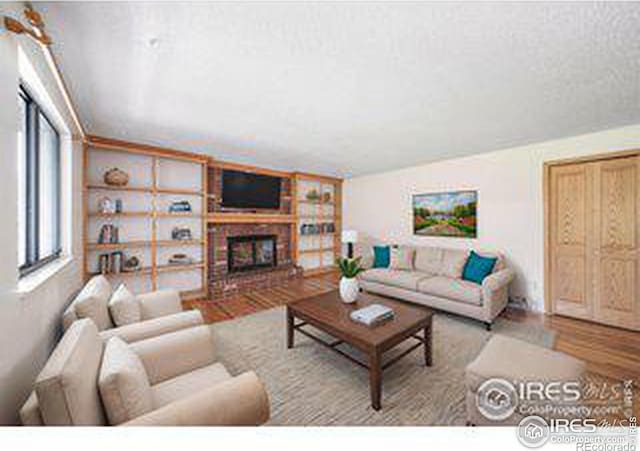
{"left": 465, "top": 334, "right": 587, "bottom": 426}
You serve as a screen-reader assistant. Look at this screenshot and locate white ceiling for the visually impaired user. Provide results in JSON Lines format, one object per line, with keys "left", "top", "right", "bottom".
{"left": 39, "top": 2, "right": 640, "bottom": 178}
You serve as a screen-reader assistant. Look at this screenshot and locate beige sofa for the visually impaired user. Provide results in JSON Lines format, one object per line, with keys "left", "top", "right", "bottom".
{"left": 20, "top": 319, "right": 270, "bottom": 426}
{"left": 358, "top": 246, "right": 514, "bottom": 329}
{"left": 63, "top": 275, "right": 204, "bottom": 343}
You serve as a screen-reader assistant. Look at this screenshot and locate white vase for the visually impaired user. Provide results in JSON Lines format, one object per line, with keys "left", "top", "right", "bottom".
{"left": 339, "top": 276, "right": 359, "bottom": 303}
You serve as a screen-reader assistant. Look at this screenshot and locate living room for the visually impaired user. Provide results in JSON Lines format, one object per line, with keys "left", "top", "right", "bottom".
{"left": 0, "top": 2, "right": 639, "bottom": 450}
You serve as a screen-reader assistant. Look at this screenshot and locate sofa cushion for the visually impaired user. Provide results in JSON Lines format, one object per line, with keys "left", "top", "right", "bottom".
{"left": 137, "top": 289, "right": 183, "bottom": 320}
{"left": 414, "top": 247, "right": 443, "bottom": 274}
{"left": 462, "top": 251, "right": 498, "bottom": 285}
{"left": 474, "top": 250, "right": 506, "bottom": 273}
{"left": 99, "top": 337, "right": 154, "bottom": 425}
{"left": 34, "top": 319, "right": 106, "bottom": 425}
{"left": 417, "top": 276, "right": 482, "bottom": 305}
{"left": 389, "top": 246, "right": 414, "bottom": 271}
{"left": 465, "top": 335, "right": 586, "bottom": 392}
{"left": 360, "top": 268, "right": 431, "bottom": 291}
{"left": 372, "top": 245, "right": 390, "bottom": 268}
{"left": 439, "top": 249, "right": 469, "bottom": 278}
{"left": 151, "top": 363, "right": 231, "bottom": 409}
{"left": 109, "top": 283, "right": 141, "bottom": 327}
{"left": 73, "top": 275, "right": 113, "bottom": 331}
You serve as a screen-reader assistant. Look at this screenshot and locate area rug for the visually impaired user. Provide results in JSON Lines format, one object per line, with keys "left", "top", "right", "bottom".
{"left": 210, "top": 307, "right": 556, "bottom": 425}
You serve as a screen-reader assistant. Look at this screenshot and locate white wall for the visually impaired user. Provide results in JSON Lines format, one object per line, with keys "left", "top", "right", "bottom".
{"left": 343, "top": 124, "right": 640, "bottom": 311}
{"left": 0, "top": 2, "right": 84, "bottom": 425}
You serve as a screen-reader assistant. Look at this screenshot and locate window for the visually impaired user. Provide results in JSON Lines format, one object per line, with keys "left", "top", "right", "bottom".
{"left": 18, "top": 85, "right": 61, "bottom": 277}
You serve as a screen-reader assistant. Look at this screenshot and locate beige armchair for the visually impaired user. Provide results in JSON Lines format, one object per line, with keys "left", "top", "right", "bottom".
{"left": 62, "top": 275, "right": 204, "bottom": 343}
{"left": 20, "top": 319, "right": 270, "bottom": 426}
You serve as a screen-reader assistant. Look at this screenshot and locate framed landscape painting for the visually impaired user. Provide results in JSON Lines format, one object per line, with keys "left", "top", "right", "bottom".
{"left": 413, "top": 190, "right": 477, "bottom": 238}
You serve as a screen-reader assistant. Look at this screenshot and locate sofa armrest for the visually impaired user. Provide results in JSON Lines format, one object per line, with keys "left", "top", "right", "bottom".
{"left": 482, "top": 269, "right": 515, "bottom": 321}
{"left": 129, "top": 325, "right": 215, "bottom": 384}
{"left": 137, "top": 289, "right": 182, "bottom": 320}
{"left": 123, "top": 372, "right": 270, "bottom": 426}
{"left": 99, "top": 309, "right": 204, "bottom": 343}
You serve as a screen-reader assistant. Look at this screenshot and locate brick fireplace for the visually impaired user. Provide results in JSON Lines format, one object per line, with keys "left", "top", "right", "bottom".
{"left": 207, "top": 223, "right": 302, "bottom": 297}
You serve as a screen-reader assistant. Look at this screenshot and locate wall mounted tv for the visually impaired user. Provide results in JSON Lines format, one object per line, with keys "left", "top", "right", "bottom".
{"left": 221, "top": 169, "right": 282, "bottom": 209}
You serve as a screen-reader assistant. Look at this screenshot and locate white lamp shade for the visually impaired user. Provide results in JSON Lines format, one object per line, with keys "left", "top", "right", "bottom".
{"left": 341, "top": 230, "right": 358, "bottom": 244}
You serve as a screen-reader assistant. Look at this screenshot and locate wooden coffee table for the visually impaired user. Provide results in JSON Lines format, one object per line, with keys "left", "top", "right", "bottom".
{"left": 286, "top": 290, "right": 434, "bottom": 410}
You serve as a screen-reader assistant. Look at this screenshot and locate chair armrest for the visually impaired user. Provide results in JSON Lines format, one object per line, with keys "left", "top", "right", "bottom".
{"left": 137, "top": 289, "right": 182, "bottom": 320}
{"left": 482, "top": 269, "right": 515, "bottom": 320}
{"left": 122, "top": 372, "right": 270, "bottom": 426}
{"left": 99, "top": 309, "right": 204, "bottom": 343}
{"left": 129, "top": 325, "right": 215, "bottom": 384}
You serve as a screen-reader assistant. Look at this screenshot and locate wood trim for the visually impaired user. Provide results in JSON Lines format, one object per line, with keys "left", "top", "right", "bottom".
{"left": 291, "top": 176, "right": 299, "bottom": 264}
{"left": 543, "top": 162, "right": 552, "bottom": 314}
{"left": 201, "top": 163, "right": 209, "bottom": 297}
{"left": 150, "top": 156, "right": 158, "bottom": 291}
{"left": 207, "top": 213, "right": 296, "bottom": 224}
{"left": 85, "top": 135, "right": 208, "bottom": 163}
{"left": 82, "top": 142, "right": 89, "bottom": 282}
{"left": 544, "top": 148, "right": 640, "bottom": 167}
{"left": 293, "top": 171, "right": 343, "bottom": 184}
{"left": 208, "top": 159, "right": 293, "bottom": 179}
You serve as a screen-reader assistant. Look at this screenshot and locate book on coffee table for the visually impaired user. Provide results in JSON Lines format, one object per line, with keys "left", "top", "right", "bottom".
{"left": 350, "top": 304, "right": 395, "bottom": 327}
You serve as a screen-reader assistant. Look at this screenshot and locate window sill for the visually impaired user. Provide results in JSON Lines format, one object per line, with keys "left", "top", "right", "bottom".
{"left": 15, "top": 255, "right": 75, "bottom": 296}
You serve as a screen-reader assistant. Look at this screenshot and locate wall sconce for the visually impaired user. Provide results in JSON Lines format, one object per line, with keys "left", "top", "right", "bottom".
{"left": 3, "top": 5, "right": 52, "bottom": 46}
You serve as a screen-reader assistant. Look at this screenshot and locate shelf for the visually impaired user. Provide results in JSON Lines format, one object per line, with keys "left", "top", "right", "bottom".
{"left": 298, "top": 247, "right": 336, "bottom": 255}
{"left": 299, "top": 233, "right": 336, "bottom": 237}
{"left": 156, "top": 188, "right": 203, "bottom": 196}
{"left": 157, "top": 239, "right": 204, "bottom": 247}
{"left": 298, "top": 215, "right": 338, "bottom": 220}
{"left": 208, "top": 213, "right": 296, "bottom": 224}
{"left": 303, "top": 265, "right": 338, "bottom": 277}
{"left": 156, "top": 212, "right": 202, "bottom": 218}
{"left": 88, "top": 240, "right": 151, "bottom": 250}
{"left": 88, "top": 184, "right": 152, "bottom": 193}
{"left": 180, "top": 288, "right": 208, "bottom": 300}
{"left": 298, "top": 199, "right": 334, "bottom": 205}
{"left": 90, "top": 267, "right": 153, "bottom": 277}
{"left": 157, "top": 262, "right": 204, "bottom": 273}
{"left": 89, "top": 212, "right": 152, "bottom": 218}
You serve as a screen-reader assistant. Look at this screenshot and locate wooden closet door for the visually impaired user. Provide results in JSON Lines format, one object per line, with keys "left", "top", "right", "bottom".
{"left": 593, "top": 156, "right": 640, "bottom": 330}
{"left": 550, "top": 163, "right": 594, "bottom": 319}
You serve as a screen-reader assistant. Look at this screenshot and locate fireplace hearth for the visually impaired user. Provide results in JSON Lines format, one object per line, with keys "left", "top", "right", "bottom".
{"left": 227, "top": 234, "right": 277, "bottom": 273}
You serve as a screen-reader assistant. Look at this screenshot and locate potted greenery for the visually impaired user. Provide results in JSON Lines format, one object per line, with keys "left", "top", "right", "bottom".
{"left": 336, "top": 257, "right": 364, "bottom": 303}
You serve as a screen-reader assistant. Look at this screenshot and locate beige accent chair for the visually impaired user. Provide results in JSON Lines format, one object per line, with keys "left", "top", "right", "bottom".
{"left": 20, "top": 319, "right": 270, "bottom": 426}
{"left": 63, "top": 275, "right": 204, "bottom": 343}
{"left": 358, "top": 245, "right": 514, "bottom": 329}
{"left": 465, "top": 335, "right": 586, "bottom": 426}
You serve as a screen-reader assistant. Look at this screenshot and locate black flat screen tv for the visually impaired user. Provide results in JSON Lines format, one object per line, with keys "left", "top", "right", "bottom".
{"left": 221, "top": 169, "right": 281, "bottom": 209}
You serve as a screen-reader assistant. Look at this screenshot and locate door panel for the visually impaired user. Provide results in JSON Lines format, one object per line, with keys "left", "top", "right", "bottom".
{"left": 550, "top": 163, "right": 594, "bottom": 319}
{"left": 593, "top": 157, "right": 640, "bottom": 330}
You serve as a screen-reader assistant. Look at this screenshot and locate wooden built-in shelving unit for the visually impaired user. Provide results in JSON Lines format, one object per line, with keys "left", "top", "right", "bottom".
{"left": 83, "top": 136, "right": 209, "bottom": 299}
{"left": 293, "top": 172, "right": 342, "bottom": 276}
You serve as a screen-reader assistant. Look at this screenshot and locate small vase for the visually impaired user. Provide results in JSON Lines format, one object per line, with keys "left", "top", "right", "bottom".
{"left": 339, "top": 276, "right": 359, "bottom": 303}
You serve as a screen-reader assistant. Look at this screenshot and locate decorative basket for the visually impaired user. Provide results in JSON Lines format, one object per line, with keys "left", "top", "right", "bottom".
{"left": 104, "top": 168, "right": 129, "bottom": 187}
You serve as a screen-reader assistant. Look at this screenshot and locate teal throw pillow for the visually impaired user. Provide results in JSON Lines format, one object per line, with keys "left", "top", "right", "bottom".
{"left": 462, "top": 251, "right": 497, "bottom": 285}
{"left": 373, "top": 246, "right": 390, "bottom": 268}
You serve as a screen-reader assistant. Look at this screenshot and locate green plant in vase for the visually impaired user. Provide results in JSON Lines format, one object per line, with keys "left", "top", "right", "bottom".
{"left": 336, "top": 257, "right": 364, "bottom": 303}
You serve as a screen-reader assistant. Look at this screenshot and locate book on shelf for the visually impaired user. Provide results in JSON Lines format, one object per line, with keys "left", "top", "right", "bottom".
{"left": 98, "top": 224, "right": 119, "bottom": 244}
{"left": 350, "top": 304, "right": 395, "bottom": 327}
{"left": 98, "top": 251, "right": 125, "bottom": 275}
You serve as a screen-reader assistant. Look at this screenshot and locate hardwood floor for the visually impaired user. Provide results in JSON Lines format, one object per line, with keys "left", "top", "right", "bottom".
{"left": 185, "top": 272, "right": 639, "bottom": 416}
{"left": 183, "top": 272, "right": 340, "bottom": 323}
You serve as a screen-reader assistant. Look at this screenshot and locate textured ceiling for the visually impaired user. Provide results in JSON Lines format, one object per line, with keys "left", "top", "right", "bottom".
{"left": 39, "top": 2, "right": 640, "bottom": 177}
